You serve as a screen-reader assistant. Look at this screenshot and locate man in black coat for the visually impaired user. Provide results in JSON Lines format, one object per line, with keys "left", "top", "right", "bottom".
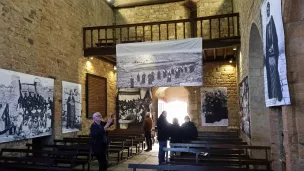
{"left": 157, "top": 111, "right": 169, "bottom": 164}
{"left": 90, "top": 112, "right": 114, "bottom": 171}
{"left": 170, "top": 118, "right": 182, "bottom": 143}
{"left": 181, "top": 116, "right": 198, "bottom": 141}
{"left": 265, "top": 2, "right": 282, "bottom": 102}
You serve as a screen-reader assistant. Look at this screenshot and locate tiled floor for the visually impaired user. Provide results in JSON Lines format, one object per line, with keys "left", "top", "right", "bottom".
{"left": 76, "top": 143, "right": 159, "bottom": 171}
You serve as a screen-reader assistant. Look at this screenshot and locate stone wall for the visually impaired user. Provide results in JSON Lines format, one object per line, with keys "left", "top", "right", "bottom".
{"left": 233, "top": 0, "right": 274, "bottom": 164}
{"left": 153, "top": 62, "right": 239, "bottom": 131}
{"left": 233, "top": 0, "right": 304, "bottom": 171}
{"left": 282, "top": 0, "right": 304, "bottom": 170}
{"left": 0, "top": 0, "right": 116, "bottom": 148}
{"left": 194, "top": 61, "right": 239, "bottom": 131}
{"left": 115, "top": 0, "right": 233, "bottom": 41}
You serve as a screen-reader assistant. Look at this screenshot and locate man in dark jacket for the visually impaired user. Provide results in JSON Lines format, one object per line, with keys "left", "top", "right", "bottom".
{"left": 157, "top": 111, "right": 169, "bottom": 164}
{"left": 143, "top": 112, "right": 153, "bottom": 151}
{"left": 170, "top": 118, "right": 182, "bottom": 143}
{"left": 265, "top": 2, "right": 282, "bottom": 102}
{"left": 90, "top": 112, "right": 114, "bottom": 171}
{"left": 181, "top": 116, "right": 198, "bottom": 141}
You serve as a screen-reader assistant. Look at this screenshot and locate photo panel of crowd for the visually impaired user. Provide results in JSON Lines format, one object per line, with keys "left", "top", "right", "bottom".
{"left": 62, "top": 81, "right": 82, "bottom": 134}
{"left": 117, "top": 52, "right": 202, "bottom": 88}
{"left": 116, "top": 38, "right": 203, "bottom": 88}
{"left": 0, "top": 69, "right": 54, "bottom": 143}
{"left": 201, "top": 87, "right": 228, "bottom": 126}
{"left": 239, "top": 77, "right": 250, "bottom": 137}
{"left": 117, "top": 88, "right": 152, "bottom": 129}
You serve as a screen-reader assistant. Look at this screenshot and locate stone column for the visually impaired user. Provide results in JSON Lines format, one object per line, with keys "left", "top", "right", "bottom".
{"left": 282, "top": 0, "right": 304, "bottom": 170}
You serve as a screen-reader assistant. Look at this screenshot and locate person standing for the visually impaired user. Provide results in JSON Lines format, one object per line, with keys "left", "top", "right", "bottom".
{"left": 157, "top": 111, "right": 169, "bottom": 164}
{"left": 170, "top": 118, "right": 182, "bottom": 143}
{"left": 181, "top": 116, "right": 198, "bottom": 141}
{"left": 143, "top": 112, "right": 153, "bottom": 151}
{"left": 90, "top": 112, "right": 114, "bottom": 171}
{"left": 265, "top": 2, "right": 282, "bottom": 102}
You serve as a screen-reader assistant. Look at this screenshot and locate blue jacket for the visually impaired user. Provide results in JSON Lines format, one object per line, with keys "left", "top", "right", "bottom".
{"left": 90, "top": 122, "right": 108, "bottom": 153}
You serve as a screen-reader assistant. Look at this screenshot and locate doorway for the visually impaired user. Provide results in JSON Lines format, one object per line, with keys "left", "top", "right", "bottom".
{"left": 158, "top": 99, "right": 188, "bottom": 125}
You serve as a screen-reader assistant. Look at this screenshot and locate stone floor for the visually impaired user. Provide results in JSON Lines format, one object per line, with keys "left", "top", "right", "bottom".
{"left": 76, "top": 143, "right": 159, "bottom": 171}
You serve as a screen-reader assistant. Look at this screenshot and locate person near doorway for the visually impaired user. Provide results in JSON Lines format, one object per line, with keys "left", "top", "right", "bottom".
{"left": 265, "top": 2, "right": 282, "bottom": 102}
{"left": 170, "top": 118, "right": 182, "bottom": 143}
{"left": 157, "top": 111, "right": 169, "bottom": 164}
{"left": 143, "top": 112, "right": 153, "bottom": 151}
{"left": 181, "top": 116, "right": 198, "bottom": 141}
{"left": 90, "top": 112, "right": 114, "bottom": 171}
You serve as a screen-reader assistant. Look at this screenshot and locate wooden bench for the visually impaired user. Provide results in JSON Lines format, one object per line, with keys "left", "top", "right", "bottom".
{"left": 128, "top": 164, "right": 272, "bottom": 171}
{"left": 108, "top": 135, "right": 145, "bottom": 153}
{"left": 78, "top": 134, "right": 141, "bottom": 156}
{"left": 0, "top": 156, "right": 56, "bottom": 171}
{"left": 26, "top": 143, "right": 92, "bottom": 171}
{"left": 0, "top": 148, "right": 78, "bottom": 171}
{"left": 167, "top": 144, "right": 272, "bottom": 170}
{"left": 186, "top": 139, "right": 246, "bottom": 144}
{"left": 57, "top": 137, "right": 125, "bottom": 164}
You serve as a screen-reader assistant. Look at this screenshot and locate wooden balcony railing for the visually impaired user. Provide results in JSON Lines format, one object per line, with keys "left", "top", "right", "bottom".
{"left": 83, "top": 13, "right": 240, "bottom": 55}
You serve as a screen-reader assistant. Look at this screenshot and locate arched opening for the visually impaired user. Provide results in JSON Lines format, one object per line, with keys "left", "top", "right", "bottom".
{"left": 155, "top": 87, "right": 189, "bottom": 125}
{"left": 248, "top": 23, "right": 270, "bottom": 145}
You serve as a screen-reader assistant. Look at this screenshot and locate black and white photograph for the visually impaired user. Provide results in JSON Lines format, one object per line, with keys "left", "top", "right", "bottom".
{"left": 239, "top": 77, "right": 250, "bottom": 137}
{"left": 116, "top": 38, "right": 203, "bottom": 88}
{"left": 0, "top": 68, "right": 54, "bottom": 143}
{"left": 201, "top": 87, "right": 228, "bottom": 126}
{"left": 62, "top": 81, "right": 82, "bottom": 133}
{"left": 261, "top": 0, "right": 290, "bottom": 107}
{"left": 117, "top": 88, "right": 152, "bottom": 129}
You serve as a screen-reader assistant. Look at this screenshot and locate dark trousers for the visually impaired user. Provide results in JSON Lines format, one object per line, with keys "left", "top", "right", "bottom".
{"left": 145, "top": 131, "right": 152, "bottom": 150}
{"left": 94, "top": 147, "right": 108, "bottom": 171}
{"left": 158, "top": 141, "right": 167, "bottom": 164}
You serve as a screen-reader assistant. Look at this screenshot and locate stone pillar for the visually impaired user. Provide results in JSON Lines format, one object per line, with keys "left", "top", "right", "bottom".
{"left": 269, "top": 108, "right": 285, "bottom": 171}
{"left": 282, "top": 0, "right": 304, "bottom": 170}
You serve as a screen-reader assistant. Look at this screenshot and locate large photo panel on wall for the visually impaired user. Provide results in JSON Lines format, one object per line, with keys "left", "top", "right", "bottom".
{"left": 62, "top": 81, "right": 82, "bottom": 133}
{"left": 117, "top": 88, "right": 152, "bottom": 130}
{"left": 261, "top": 0, "right": 291, "bottom": 107}
{"left": 0, "top": 68, "right": 54, "bottom": 143}
{"left": 116, "top": 38, "right": 203, "bottom": 88}
{"left": 201, "top": 87, "right": 228, "bottom": 126}
{"left": 239, "top": 77, "right": 251, "bottom": 137}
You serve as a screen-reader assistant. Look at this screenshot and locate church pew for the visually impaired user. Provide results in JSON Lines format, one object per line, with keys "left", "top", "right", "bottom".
{"left": 26, "top": 143, "right": 92, "bottom": 171}
{"left": 57, "top": 138, "right": 126, "bottom": 164}
{"left": 184, "top": 140, "right": 247, "bottom": 145}
{"left": 164, "top": 147, "right": 271, "bottom": 170}
{"left": 0, "top": 148, "right": 79, "bottom": 171}
{"left": 128, "top": 164, "right": 272, "bottom": 171}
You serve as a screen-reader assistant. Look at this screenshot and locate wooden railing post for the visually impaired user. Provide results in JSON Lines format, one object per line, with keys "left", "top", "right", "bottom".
{"left": 83, "top": 28, "right": 86, "bottom": 49}
{"left": 82, "top": 13, "right": 240, "bottom": 50}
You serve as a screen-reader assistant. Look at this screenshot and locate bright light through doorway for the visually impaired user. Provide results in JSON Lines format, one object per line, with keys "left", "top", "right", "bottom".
{"left": 158, "top": 100, "right": 188, "bottom": 125}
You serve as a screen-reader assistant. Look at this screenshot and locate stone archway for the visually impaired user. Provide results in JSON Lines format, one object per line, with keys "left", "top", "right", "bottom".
{"left": 248, "top": 23, "right": 270, "bottom": 146}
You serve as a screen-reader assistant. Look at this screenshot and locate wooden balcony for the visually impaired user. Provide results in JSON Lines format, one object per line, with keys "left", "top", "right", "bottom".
{"left": 83, "top": 13, "right": 240, "bottom": 63}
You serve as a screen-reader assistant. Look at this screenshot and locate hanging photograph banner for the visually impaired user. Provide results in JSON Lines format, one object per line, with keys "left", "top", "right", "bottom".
{"left": 239, "top": 76, "right": 250, "bottom": 137}
{"left": 62, "top": 81, "right": 82, "bottom": 133}
{"left": 116, "top": 38, "right": 203, "bottom": 88}
{"left": 261, "top": 0, "right": 291, "bottom": 107}
{"left": 117, "top": 88, "right": 152, "bottom": 129}
{"left": 0, "top": 69, "right": 54, "bottom": 143}
{"left": 201, "top": 87, "right": 228, "bottom": 126}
